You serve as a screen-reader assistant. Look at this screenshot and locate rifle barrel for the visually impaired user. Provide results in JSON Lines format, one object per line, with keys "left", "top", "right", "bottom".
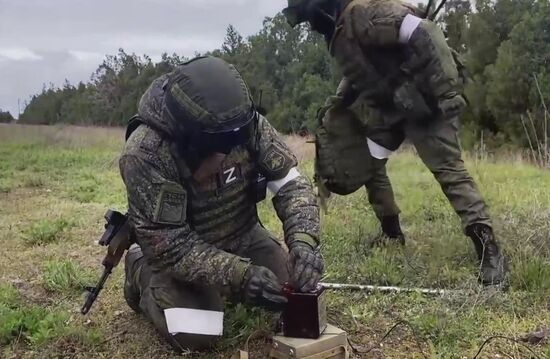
{"left": 81, "top": 266, "right": 112, "bottom": 315}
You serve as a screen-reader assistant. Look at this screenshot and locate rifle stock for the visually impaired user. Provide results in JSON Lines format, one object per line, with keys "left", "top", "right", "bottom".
{"left": 81, "top": 210, "right": 131, "bottom": 315}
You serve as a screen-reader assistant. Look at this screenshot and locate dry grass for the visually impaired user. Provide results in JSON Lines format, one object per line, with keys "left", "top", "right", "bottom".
{"left": 0, "top": 123, "right": 124, "bottom": 149}
{"left": 285, "top": 134, "right": 315, "bottom": 162}
{"left": 1, "top": 124, "right": 550, "bottom": 359}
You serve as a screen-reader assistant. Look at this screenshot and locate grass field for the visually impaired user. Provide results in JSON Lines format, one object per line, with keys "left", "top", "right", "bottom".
{"left": 1, "top": 123, "right": 550, "bottom": 358}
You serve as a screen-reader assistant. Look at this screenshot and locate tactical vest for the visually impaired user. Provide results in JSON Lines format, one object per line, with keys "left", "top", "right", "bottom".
{"left": 171, "top": 144, "right": 260, "bottom": 247}
{"left": 127, "top": 117, "right": 263, "bottom": 248}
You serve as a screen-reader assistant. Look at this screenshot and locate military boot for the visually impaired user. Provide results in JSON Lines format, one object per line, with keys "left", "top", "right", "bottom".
{"left": 381, "top": 215, "right": 406, "bottom": 245}
{"left": 124, "top": 244, "right": 144, "bottom": 313}
{"left": 466, "top": 224, "right": 508, "bottom": 286}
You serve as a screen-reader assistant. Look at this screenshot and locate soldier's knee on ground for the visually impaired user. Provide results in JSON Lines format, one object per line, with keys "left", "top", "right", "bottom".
{"left": 124, "top": 244, "right": 145, "bottom": 313}
{"left": 125, "top": 244, "right": 144, "bottom": 273}
{"left": 167, "top": 332, "right": 219, "bottom": 353}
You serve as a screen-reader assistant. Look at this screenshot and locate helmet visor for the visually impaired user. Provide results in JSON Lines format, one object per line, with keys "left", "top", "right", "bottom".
{"left": 192, "top": 111, "right": 257, "bottom": 154}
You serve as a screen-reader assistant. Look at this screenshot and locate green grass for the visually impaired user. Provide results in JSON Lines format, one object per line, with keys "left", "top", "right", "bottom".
{"left": 42, "top": 259, "right": 95, "bottom": 294}
{"left": 22, "top": 218, "right": 73, "bottom": 246}
{"left": 1, "top": 124, "right": 550, "bottom": 358}
{"left": 0, "top": 283, "right": 102, "bottom": 351}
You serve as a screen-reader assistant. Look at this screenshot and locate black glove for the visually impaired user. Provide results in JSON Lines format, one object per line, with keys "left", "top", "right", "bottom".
{"left": 335, "top": 77, "right": 360, "bottom": 108}
{"left": 438, "top": 93, "right": 466, "bottom": 119}
{"left": 241, "top": 265, "right": 287, "bottom": 311}
{"left": 288, "top": 240, "right": 324, "bottom": 293}
{"left": 393, "top": 82, "right": 432, "bottom": 122}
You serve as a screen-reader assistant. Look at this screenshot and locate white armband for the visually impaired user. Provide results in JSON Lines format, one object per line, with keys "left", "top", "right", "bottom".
{"left": 367, "top": 138, "right": 394, "bottom": 159}
{"left": 267, "top": 167, "right": 301, "bottom": 195}
{"left": 399, "top": 14, "right": 423, "bottom": 44}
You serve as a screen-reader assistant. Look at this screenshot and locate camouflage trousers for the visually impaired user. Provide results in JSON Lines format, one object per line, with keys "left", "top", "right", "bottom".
{"left": 124, "top": 224, "right": 289, "bottom": 352}
{"left": 364, "top": 162, "right": 401, "bottom": 219}
{"left": 365, "top": 107, "right": 492, "bottom": 230}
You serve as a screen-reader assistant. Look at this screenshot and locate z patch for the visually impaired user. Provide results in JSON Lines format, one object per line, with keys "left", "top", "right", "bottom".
{"left": 262, "top": 144, "right": 287, "bottom": 173}
{"left": 154, "top": 183, "right": 187, "bottom": 225}
{"left": 217, "top": 165, "right": 243, "bottom": 189}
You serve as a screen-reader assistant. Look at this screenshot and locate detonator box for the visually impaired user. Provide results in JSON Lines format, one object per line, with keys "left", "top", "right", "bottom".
{"left": 270, "top": 324, "right": 349, "bottom": 359}
{"left": 282, "top": 285, "right": 327, "bottom": 339}
{"left": 270, "top": 286, "right": 348, "bottom": 359}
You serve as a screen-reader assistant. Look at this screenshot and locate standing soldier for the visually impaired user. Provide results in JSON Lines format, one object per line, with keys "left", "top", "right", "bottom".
{"left": 282, "top": 0, "right": 507, "bottom": 285}
{"left": 120, "top": 56, "right": 323, "bottom": 351}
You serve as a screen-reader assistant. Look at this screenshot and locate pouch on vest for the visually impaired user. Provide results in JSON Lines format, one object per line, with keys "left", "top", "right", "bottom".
{"left": 254, "top": 174, "right": 267, "bottom": 203}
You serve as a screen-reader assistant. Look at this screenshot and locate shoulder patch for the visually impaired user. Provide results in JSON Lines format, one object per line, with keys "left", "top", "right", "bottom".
{"left": 262, "top": 144, "right": 287, "bottom": 172}
{"left": 154, "top": 183, "right": 187, "bottom": 225}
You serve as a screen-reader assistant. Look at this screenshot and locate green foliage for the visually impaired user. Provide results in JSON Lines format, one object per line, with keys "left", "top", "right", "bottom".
{"left": 0, "top": 284, "right": 101, "bottom": 348}
{"left": 1, "top": 127, "right": 550, "bottom": 357}
{"left": 19, "top": 16, "right": 337, "bottom": 134}
{"left": 20, "top": 50, "right": 186, "bottom": 126}
{"left": 42, "top": 259, "right": 94, "bottom": 294}
{"left": 0, "top": 304, "right": 65, "bottom": 346}
{"left": 486, "top": 1, "right": 550, "bottom": 144}
{"left": 0, "top": 283, "right": 20, "bottom": 308}
{"left": 510, "top": 255, "right": 550, "bottom": 292}
{"left": 219, "top": 303, "right": 273, "bottom": 350}
{"left": 22, "top": 218, "right": 72, "bottom": 246}
{"left": 0, "top": 109, "right": 14, "bottom": 123}
{"left": 16, "top": 5, "right": 550, "bottom": 148}
{"left": 453, "top": 0, "right": 550, "bottom": 148}
{"left": 0, "top": 179, "right": 12, "bottom": 193}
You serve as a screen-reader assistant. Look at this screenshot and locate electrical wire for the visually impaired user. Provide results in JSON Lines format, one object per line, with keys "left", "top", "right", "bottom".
{"left": 472, "top": 335, "right": 548, "bottom": 359}
{"left": 348, "top": 320, "right": 429, "bottom": 359}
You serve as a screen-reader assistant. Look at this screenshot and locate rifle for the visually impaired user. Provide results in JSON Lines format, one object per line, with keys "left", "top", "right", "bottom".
{"left": 81, "top": 210, "right": 132, "bottom": 315}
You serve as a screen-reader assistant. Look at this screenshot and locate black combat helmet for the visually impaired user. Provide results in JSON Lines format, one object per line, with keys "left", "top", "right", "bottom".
{"left": 283, "top": 0, "right": 339, "bottom": 41}
{"left": 164, "top": 56, "right": 257, "bottom": 154}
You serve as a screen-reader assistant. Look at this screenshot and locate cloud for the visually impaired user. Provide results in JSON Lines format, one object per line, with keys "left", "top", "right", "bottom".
{"left": 68, "top": 50, "right": 105, "bottom": 63}
{"left": 0, "top": 0, "right": 287, "bottom": 117}
{"left": 100, "top": 34, "right": 221, "bottom": 57}
{"left": 0, "top": 48, "right": 43, "bottom": 61}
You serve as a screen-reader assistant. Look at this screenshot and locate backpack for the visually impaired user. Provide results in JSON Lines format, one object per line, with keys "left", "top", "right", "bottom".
{"left": 314, "top": 103, "right": 374, "bottom": 196}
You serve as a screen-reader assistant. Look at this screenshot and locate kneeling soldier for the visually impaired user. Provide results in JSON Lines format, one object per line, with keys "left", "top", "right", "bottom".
{"left": 120, "top": 56, "right": 323, "bottom": 351}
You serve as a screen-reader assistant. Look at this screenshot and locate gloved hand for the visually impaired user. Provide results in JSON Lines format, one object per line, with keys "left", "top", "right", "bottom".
{"left": 241, "top": 265, "right": 287, "bottom": 311}
{"left": 393, "top": 82, "right": 432, "bottom": 122}
{"left": 288, "top": 237, "right": 324, "bottom": 293}
{"left": 335, "top": 77, "right": 360, "bottom": 108}
{"left": 438, "top": 92, "right": 466, "bottom": 119}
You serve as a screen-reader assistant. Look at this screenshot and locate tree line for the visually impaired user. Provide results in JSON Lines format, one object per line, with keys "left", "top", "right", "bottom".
{"left": 0, "top": 110, "right": 14, "bottom": 123}
{"left": 18, "top": 1, "right": 550, "bottom": 149}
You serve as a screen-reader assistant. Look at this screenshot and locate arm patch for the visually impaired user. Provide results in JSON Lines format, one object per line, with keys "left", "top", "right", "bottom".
{"left": 262, "top": 144, "right": 287, "bottom": 172}
{"left": 153, "top": 183, "right": 187, "bottom": 225}
{"left": 260, "top": 143, "right": 296, "bottom": 179}
{"left": 256, "top": 116, "right": 298, "bottom": 180}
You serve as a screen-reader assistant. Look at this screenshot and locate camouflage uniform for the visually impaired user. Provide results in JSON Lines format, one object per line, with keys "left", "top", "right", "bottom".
{"left": 284, "top": 0, "right": 507, "bottom": 284}
{"left": 327, "top": 0, "right": 490, "bottom": 230}
{"left": 120, "top": 73, "right": 320, "bottom": 350}
{"left": 320, "top": 0, "right": 491, "bottom": 228}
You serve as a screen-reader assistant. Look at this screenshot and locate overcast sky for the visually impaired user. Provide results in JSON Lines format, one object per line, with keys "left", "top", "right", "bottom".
{"left": 0, "top": 0, "right": 284, "bottom": 117}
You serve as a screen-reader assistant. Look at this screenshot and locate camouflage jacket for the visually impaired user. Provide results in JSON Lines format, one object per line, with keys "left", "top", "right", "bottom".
{"left": 119, "top": 75, "right": 320, "bottom": 291}
{"left": 330, "top": 0, "right": 462, "bottom": 108}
